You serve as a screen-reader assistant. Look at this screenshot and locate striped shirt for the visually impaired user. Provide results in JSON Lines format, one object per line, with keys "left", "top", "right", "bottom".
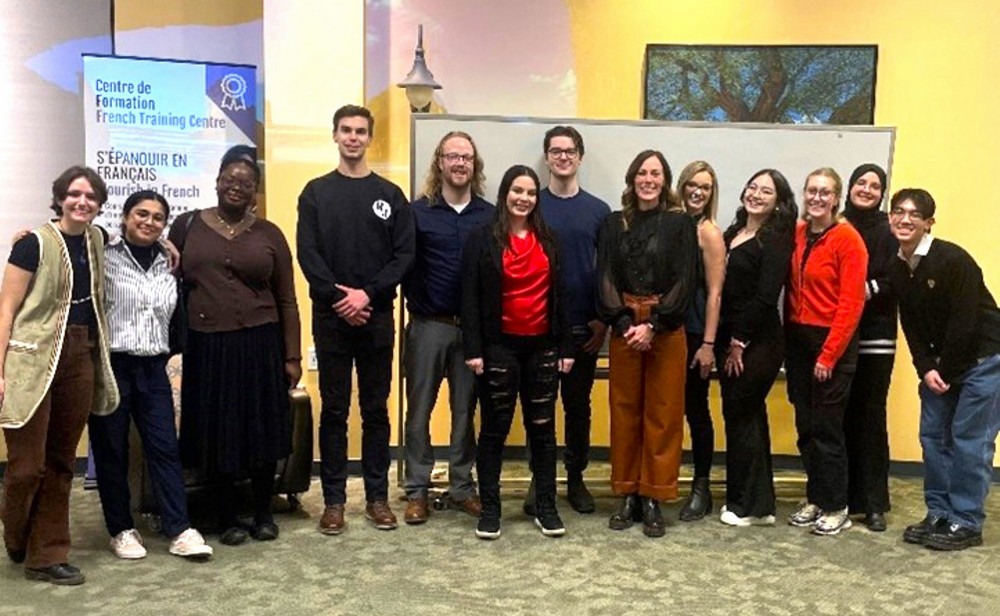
{"left": 104, "top": 237, "right": 177, "bottom": 356}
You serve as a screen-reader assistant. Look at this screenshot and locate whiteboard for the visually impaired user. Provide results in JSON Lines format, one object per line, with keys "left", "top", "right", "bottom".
{"left": 411, "top": 114, "right": 895, "bottom": 229}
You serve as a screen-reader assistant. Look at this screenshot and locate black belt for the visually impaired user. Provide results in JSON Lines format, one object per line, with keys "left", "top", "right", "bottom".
{"left": 417, "top": 314, "right": 460, "bottom": 327}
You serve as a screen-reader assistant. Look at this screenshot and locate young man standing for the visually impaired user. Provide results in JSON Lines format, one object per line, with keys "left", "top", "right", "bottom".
{"left": 525, "top": 125, "right": 611, "bottom": 515}
{"left": 889, "top": 188, "right": 1000, "bottom": 551}
{"left": 401, "top": 131, "right": 494, "bottom": 524}
{"left": 297, "top": 105, "right": 415, "bottom": 535}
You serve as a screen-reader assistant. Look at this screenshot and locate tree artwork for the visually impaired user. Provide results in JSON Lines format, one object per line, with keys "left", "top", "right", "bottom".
{"left": 644, "top": 45, "right": 877, "bottom": 125}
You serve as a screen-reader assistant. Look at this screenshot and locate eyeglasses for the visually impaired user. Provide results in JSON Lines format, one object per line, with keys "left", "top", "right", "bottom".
{"left": 805, "top": 187, "right": 836, "bottom": 199}
{"left": 546, "top": 148, "right": 579, "bottom": 159}
{"left": 889, "top": 207, "right": 926, "bottom": 221}
{"left": 745, "top": 184, "right": 774, "bottom": 197}
{"left": 219, "top": 175, "right": 256, "bottom": 192}
{"left": 442, "top": 153, "right": 474, "bottom": 164}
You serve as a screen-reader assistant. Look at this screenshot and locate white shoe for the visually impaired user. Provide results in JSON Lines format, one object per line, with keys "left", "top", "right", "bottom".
{"left": 720, "top": 505, "right": 776, "bottom": 527}
{"left": 110, "top": 529, "right": 147, "bottom": 559}
{"left": 789, "top": 503, "right": 822, "bottom": 527}
{"left": 812, "top": 508, "right": 852, "bottom": 536}
{"left": 169, "top": 528, "right": 214, "bottom": 559}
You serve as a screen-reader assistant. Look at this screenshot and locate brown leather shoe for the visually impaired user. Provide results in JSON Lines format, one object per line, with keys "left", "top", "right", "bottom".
{"left": 404, "top": 498, "right": 429, "bottom": 525}
{"left": 450, "top": 494, "right": 483, "bottom": 517}
{"left": 319, "top": 504, "right": 345, "bottom": 535}
{"left": 365, "top": 501, "right": 399, "bottom": 530}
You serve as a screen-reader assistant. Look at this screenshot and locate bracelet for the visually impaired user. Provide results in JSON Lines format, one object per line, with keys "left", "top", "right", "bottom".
{"left": 701, "top": 340, "right": 715, "bottom": 347}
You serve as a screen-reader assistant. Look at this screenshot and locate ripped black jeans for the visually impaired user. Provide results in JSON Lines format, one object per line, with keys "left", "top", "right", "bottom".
{"left": 476, "top": 335, "right": 560, "bottom": 517}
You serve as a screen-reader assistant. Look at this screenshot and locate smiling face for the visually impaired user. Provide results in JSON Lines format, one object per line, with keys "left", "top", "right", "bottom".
{"left": 889, "top": 198, "right": 933, "bottom": 246}
{"left": 123, "top": 199, "right": 167, "bottom": 246}
{"left": 849, "top": 171, "right": 884, "bottom": 210}
{"left": 438, "top": 135, "right": 474, "bottom": 190}
{"left": 505, "top": 174, "right": 538, "bottom": 222}
{"left": 683, "top": 170, "right": 714, "bottom": 216}
{"left": 545, "top": 135, "right": 582, "bottom": 181}
{"left": 634, "top": 155, "right": 665, "bottom": 208}
{"left": 59, "top": 177, "right": 101, "bottom": 227}
{"left": 216, "top": 162, "right": 257, "bottom": 212}
{"left": 333, "top": 114, "right": 372, "bottom": 162}
{"left": 804, "top": 174, "right": 839, "bottom": 228}
{"left": 743, "top": 172, "right": 777, "bottom": 220}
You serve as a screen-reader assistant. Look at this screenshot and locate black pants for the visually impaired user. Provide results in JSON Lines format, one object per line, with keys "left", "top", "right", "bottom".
{"left": 786, "top": 324, "right": 858, "bottom": 512}
{"left": 559, "top": 327, "right": 599, "bottom": 475}
{"left": 477, "top": 335, "right": 559, "bottom": 516}
{"left": 684, "top": 333, "right": 714, "bottom": 478}
{"left": 316, "top": 312, "right": 394, "bottom": 505}
{"left": 718, "top": 328, "right": 784, "bottom": 518}
{"left": 845, "top": 352, "right": 894, "bottom": 514}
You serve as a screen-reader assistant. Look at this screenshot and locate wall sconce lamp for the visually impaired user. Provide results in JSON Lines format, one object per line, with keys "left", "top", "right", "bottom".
{"left": 397, "top": 25, "right": 441, "bottom": 113}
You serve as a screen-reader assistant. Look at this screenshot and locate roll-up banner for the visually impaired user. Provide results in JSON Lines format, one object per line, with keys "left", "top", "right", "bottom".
{"left": 83, "top": 54, "right": 256, "bottom": 228}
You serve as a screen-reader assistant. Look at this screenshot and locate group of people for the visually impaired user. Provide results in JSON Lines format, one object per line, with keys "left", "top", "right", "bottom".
{"left": 2, "top": 104, "right": 999, "bottom": 585}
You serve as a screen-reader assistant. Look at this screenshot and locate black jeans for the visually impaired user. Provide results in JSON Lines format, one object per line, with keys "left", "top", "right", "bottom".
{"left": 316, "top": 313, "right": 394, "bottom": 505}
{"left": 845, "top": 352, "right": 894, "bottom": 514}
{"left": 786, "top": 324, "right": 858, "bottom": 512}
{"left": 477, "top": 335, "right": 559, "bottom": 516}
{"left": 559, "top": 327, "right": 599, "bottom": 475}
{"left": 684, "top": 332, "right": 714, "bottom": 478}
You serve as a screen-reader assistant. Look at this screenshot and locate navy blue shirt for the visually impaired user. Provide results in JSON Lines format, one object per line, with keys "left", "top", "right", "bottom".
{"left": 539, "top": 188, "right": 611, "bottom": 327}
{"left": 403, "top": 193, "right": 494, "bottom": 317}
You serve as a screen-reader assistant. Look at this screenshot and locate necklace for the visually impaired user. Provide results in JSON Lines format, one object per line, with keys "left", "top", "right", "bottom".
{"left": 215, "top": 210, "right": 246, "bottom": 236}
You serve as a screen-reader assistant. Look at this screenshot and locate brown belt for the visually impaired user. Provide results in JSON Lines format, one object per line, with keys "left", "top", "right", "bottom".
{"left": 623, "top": 293, "right": 661, "bottom": 324}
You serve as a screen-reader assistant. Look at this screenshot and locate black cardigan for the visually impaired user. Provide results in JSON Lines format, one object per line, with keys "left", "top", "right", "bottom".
{"left": 460, "top": 225, "right": 574, "bottom": 360}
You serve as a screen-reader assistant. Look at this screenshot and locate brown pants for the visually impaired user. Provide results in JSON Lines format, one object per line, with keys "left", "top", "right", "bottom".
{"left": 3, "top": 325, "right": 95, "bottom": 568}
{"left": 608, "top": 329, "right": 687, "bottom": 501}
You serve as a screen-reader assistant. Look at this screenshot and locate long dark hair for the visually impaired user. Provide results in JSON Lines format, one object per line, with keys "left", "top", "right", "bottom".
{"left": 620, "top": 150, "right": 681, "bottom": 231}
{"left": 724, "top": 169, "right": 797, "bottom": 246}
{"left": 492, "top": 165, "right": 554, "bottom": 250}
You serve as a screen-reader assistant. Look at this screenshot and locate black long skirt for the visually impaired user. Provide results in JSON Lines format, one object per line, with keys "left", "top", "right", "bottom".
{"left": 179, "top": 322, "right": 292, "bottom": 476}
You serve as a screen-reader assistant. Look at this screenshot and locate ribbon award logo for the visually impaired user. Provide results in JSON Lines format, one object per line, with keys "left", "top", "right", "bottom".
{"left": 220, "top": 74, "right": 248, "bottom": 111}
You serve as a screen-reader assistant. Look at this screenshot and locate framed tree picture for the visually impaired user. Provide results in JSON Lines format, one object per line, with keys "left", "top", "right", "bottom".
{"left": 643, "top": 44, "right": 878, "bottom": 124}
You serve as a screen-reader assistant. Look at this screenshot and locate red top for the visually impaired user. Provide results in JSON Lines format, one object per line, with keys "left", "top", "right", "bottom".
{"left": 501, "top": 231, "right": 550, "bottom": 336}
{"left": 785, "top": 220, "right": 867, "bottom": 369}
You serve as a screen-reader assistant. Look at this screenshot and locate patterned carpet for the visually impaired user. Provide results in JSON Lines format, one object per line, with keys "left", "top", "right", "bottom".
{"left": 2, "top": 464, "right": 998, "bottom": 616}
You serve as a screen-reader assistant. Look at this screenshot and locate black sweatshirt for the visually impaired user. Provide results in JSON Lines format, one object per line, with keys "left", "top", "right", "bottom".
{"left": 845, "top": 204, "right": 899, "bottom": 348}
{"left": 891, "top": 237, "right": 1000, "bottom": 381}
{"left": 296, "top": 170, "right": 415, "bottom": 313}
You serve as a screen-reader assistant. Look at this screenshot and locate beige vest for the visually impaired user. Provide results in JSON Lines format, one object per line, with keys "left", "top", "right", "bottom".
{"left": 0, "top": 222, "right": 119, "bottom": 428}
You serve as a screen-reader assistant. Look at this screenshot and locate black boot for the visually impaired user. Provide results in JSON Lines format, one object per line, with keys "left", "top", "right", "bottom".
{"left": 608, "top": 494, "right": 640, "bottom": 530}
{"left": 679, "top": 476, "right": 713, "bottom": 521}
{"left": 643, "top": 498, "right": 666, "bottom": 538}
{"left": 566, "top": 472, "right": 595, "bottom": 514}
{"left": 476, "top": 487, "right": 502, "bottom": 540}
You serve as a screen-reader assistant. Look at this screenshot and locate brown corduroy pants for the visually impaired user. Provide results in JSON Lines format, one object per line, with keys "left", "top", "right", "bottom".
{"left": 608, "top": 329, "right": 687, "bottom": 501}
{"left": 3, "top": 325, "right": 95, "bottom": 569}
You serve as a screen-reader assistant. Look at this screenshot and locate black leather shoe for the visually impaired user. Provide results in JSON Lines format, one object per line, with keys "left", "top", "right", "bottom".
{"left": 925, "top": 523, "right": 983, "bottom": 551}
{"left": 608, "top": 494, "right": 639, "bottom": 530}
{"left": 642, "top": 498, "right": 666, "bottom": 538}
{"left": 566, "top": 474, "right": 595, "bottom": 514}
{"left": 220, "top": 526, "right": 249, "bottom": 546}
{"left": 679, "top": 477, "right": 713, "bottom": 521}
{"left": 6, "top": 547, "right": 26, "bottom": 564}
{"left": 523, "top": 477, "right": 536, "bottom": 517}
{"left": 251, "top": 521, "right": 279, "bottom": 541}
{"left": 24, "top": 563, "right": 85, "bottom": 586}
{"left": 865, "top": 512, "right": 887, "bottom": 532}
{"left": 903, "top": 515, "right": 947, "bottom": 545}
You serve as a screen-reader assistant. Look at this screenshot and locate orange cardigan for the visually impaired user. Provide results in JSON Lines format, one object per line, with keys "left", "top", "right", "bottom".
{"left": 785, "top": 220, "right": 868, "bottom": 369}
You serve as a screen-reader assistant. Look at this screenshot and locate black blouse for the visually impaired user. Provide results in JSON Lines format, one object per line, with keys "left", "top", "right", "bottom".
{"left": 720, "top": 231, "right": 793, "bottom": 345}
{"left": 597, "top": 208, "right": 697, "bottom": 334}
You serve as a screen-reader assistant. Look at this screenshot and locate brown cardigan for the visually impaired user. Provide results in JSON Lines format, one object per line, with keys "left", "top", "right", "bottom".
{"left": 169, "top": 214, "right": 301, "bottom": 362}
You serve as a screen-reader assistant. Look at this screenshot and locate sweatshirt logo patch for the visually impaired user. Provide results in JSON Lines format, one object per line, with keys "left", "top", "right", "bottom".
{"left": 372, "top": 199, "right": 391, "bottom": 220}
{"left": 927, "top": 279, "right": 936, "bottom": 289}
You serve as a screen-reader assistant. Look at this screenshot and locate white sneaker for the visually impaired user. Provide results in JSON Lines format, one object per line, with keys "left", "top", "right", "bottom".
{"left": 110, "top": 529, "right": 147, "bottom": 559}
{"left": 169, "top": 528, "right": 214, "bottom": 559}
{"left": 812, "top": 508, "right": 852, "bottom": 536}
{"left": 789, "top": 503, "right": 822, "bottom": 527}
{"left": 720, "top": 505, "right": 776, "bottom": 527}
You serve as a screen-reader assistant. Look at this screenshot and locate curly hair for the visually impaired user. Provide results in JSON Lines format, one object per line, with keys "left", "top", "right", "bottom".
{"left": 419, "top": 131, "right": 485, "bottom": 205}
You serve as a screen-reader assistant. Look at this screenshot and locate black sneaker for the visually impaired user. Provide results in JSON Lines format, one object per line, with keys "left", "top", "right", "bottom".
{"left": 925, "top": 523, "right": 983, "bottom": 551}
{"left": 902, "top": 515, "right": 948, "bottom": 545}
{"left": 535, "top": 507, "right": 566, "bottom": 538}
{"left": 475, "top": 514, "right": 501, "bottom": 540}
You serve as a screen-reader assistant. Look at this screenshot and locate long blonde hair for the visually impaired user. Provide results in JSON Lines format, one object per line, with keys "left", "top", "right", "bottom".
{"left": 419, "top": 131, "right": 486, "bottom": 204}
{"left": 676, "top": 160, "right": 719, "bottom": 223}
